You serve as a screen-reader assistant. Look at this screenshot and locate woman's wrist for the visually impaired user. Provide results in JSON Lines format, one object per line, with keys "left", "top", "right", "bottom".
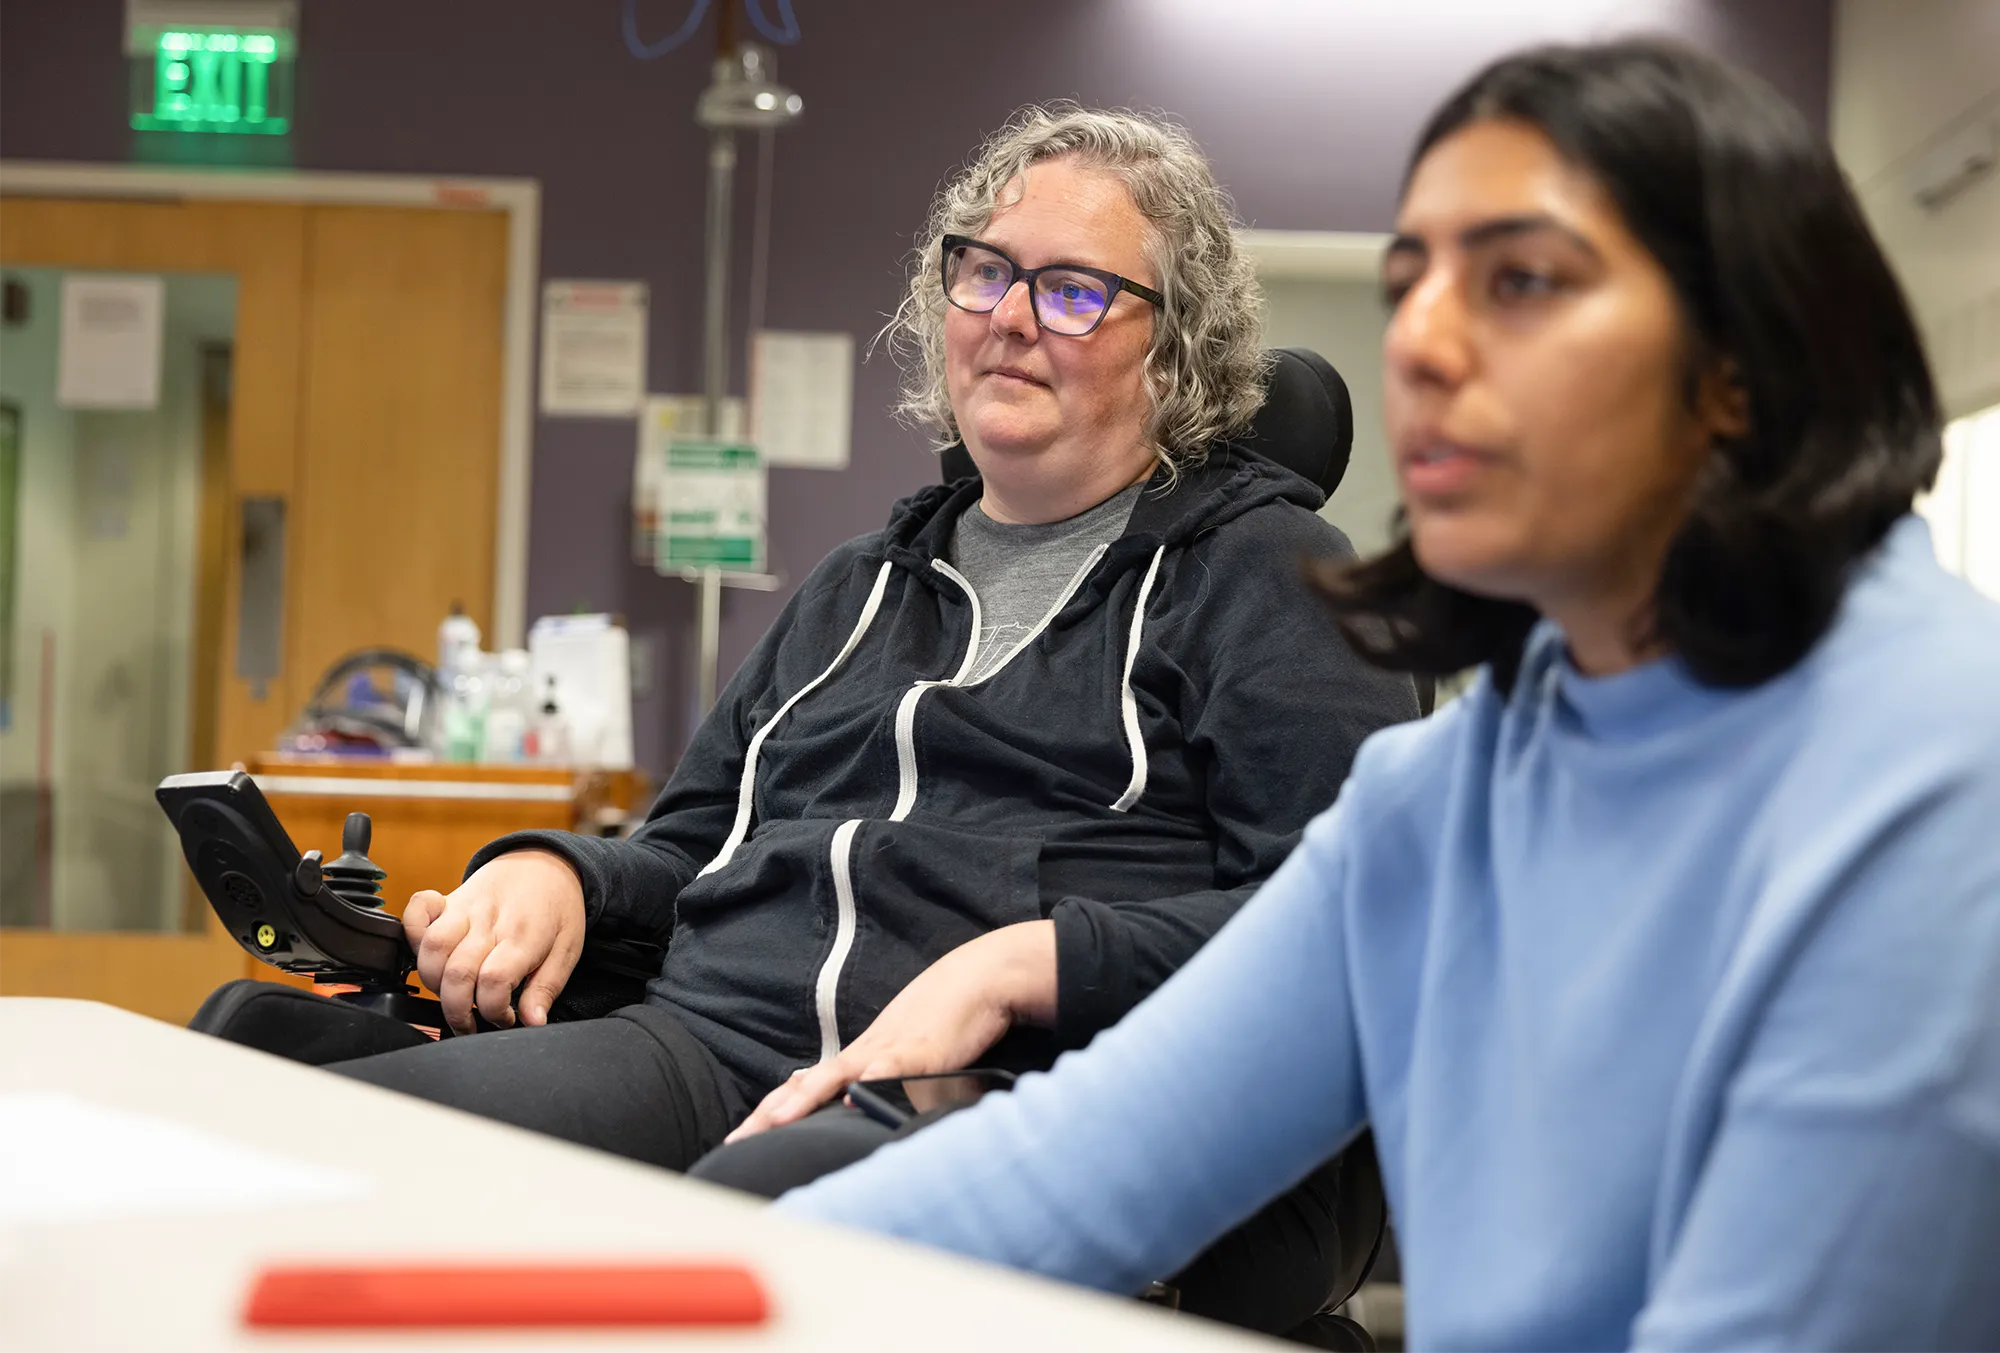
{"left": 968, "top": 919, "right": 1059, "bottom": 1028}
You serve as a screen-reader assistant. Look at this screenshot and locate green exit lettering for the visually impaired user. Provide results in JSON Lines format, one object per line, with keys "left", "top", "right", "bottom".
{"left": 134, "top": 31, "right": 288, "bottom": 135}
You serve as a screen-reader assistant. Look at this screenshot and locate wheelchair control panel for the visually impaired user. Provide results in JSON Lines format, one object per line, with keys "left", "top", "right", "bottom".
{"left": 158, "top": 770, "right": 664, "bottom": 1030}
{"left": 159, "top": 771, "right": 411, "bottom": 981}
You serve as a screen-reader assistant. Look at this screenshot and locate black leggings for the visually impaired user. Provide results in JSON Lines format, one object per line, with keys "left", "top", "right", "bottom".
{"left": 191, "top": 980, "right": 1370, "bottom": 1333}
{"left": 191, "top": 980, "right": 748, "bottom": 1168}
{"left": 331, "top": 1004, "right": 750, "bottom": 1169}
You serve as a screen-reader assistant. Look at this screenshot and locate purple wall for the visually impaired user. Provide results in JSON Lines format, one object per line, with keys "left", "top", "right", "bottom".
{"left": 2, "top": 0, "right": 1830, "bottom": 771}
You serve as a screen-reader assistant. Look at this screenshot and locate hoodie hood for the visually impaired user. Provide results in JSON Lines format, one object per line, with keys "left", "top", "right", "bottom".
{"left": 879, "top": 446, "right": 1326, "bottom": 597}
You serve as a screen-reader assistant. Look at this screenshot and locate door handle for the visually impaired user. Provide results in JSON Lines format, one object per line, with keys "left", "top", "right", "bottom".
{"left": 236, "top": 495, "right": 285, "bottom": 701}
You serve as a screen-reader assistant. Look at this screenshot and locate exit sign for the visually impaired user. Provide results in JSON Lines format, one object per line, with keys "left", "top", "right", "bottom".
{"left": 127, "top": 1, "right": 296, "bottom": 136}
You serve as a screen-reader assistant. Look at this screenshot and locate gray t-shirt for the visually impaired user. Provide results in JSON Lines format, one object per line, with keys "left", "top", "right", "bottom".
{"left": 946, "top": 481, "right": 1144, "bottom": 683}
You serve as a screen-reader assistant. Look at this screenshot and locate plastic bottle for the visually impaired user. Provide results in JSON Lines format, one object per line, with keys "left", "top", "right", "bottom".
{"left": 528, "top": 674, "right": 571, "bottom": 765}
{"left": 443, "top": 652, "right": 490, "bottom": 763}
{"left": 436, "top": 602, "right": 481, "bottom": 681}
{"left": 481, "top": 649, "right": 533, "bottom": 763}
{"left": 433, "top": 603, "right": 484, "bottom": 760}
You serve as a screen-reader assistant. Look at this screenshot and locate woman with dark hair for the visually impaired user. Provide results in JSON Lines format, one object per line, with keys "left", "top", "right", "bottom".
{"left": 777, "top": 40, "right": 2000, "bottom": 1349}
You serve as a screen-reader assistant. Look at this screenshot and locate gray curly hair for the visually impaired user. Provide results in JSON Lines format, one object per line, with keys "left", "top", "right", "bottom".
{"left": 886, "top": 103, "right": 1268, "bottom": 471}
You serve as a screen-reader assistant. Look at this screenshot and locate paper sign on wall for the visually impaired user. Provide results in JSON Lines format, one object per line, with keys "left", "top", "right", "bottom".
{"left": 751, "top": 330, "right": 854, "bottom": 469}
{"left": 57, "top": 275, "right": 164, "bottom": 410}
{"left": 540, "top": 280, "right": 648, "bottom": 417}
{"left": 633, "top": 395, "right": 747, "bottom": 565}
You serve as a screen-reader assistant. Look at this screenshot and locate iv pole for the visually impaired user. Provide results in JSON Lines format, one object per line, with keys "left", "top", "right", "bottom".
{"left": 691, "top": 9, "right": 801, "bottom": 713}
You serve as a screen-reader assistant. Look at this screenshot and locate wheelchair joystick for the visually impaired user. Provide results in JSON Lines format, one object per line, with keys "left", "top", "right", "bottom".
{"left": 323, "top": 812, "right": 388, "bottom": 909}
{"left": 302, "top": 810, "right": 449, "bottom": 1025}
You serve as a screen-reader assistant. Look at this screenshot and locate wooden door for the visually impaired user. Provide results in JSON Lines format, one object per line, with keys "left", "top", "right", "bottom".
{"left": 0, "top": 196, "right": 511, "bottom": 1023}
{"left": 290, "top": 206, "right": 508, "bottom": 687}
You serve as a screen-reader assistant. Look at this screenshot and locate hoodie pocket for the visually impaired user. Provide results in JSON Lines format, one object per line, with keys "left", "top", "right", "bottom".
{"left": 833, "top": 820, "right": 1043, "bottom": 1047}
{"left": 660, "top": 817, "right": 844, "bottom": 1056}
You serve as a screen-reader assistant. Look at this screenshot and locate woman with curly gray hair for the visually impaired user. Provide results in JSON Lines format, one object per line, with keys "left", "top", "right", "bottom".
{"left": 887, "top": 101, "right": 1271, "bottom": 487}
{"left": 226, "top": 103, "right": 1411, "bottom": 1339}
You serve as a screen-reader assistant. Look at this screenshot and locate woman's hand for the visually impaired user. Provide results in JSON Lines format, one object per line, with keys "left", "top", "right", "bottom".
{"left": 402, "top": 849, "right": 587, "bottom": 1035}
{"left": 724, "top": 919, "right": 1056, "bottom": 1142}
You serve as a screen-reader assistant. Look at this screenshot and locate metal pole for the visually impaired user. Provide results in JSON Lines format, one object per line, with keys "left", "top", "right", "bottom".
{"left": 702, "top": 128, "right": 737, "bottom": 439}
{"left": 697, "top": 565, "right": 724, "bottom": 713}
{"left": 696, "top": 124, "right": 738, "bottom": 714}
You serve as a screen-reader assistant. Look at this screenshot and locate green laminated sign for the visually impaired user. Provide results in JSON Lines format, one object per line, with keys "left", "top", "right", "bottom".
{"left": 656, "top": 439, "right": 766, "bottom": 572}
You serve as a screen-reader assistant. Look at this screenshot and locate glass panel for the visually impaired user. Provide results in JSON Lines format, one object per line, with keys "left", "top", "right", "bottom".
{"left": 0, "top": 266, "right": 237, "bottom": 932}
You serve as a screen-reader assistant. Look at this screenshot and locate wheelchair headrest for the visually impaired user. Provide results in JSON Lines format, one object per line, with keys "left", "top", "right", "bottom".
{"left": 938, "top": 347, "right": 1352, "bottom": 498}
{"left": 1236, "top": 347, "right": 1353, "bottom": 497}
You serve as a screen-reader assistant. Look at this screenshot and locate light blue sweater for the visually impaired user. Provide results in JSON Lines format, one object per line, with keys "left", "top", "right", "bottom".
{"left": 779, "top": 517, "right": 2000, "bottom": 1350}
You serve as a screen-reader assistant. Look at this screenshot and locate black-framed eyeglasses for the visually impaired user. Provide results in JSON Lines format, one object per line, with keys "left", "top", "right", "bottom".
{"left": 941, "top": 234, "right": 1164, "bottom": 337}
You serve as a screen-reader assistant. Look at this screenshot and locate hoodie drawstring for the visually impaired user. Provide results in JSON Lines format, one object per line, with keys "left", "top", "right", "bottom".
{"left": 1110, "top": 546, "right": 1165, "bottom": 813}
{"left": 699, "top": 561, "right": 895, "bottom": 876}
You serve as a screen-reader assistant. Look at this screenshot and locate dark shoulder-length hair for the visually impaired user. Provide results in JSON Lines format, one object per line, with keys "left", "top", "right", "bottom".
{"left": 1318, "top": 38, "right": 1942, "bottom": 691}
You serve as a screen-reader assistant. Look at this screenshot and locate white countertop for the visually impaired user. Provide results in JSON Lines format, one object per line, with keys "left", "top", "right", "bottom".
{"left": 0, "top": 998, "right": 1271, "bottom": 1351}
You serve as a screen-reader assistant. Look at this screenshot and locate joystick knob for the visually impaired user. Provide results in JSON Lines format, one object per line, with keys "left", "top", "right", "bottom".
{"left": 323, "top": 811, "right": 388, "bottom": 908}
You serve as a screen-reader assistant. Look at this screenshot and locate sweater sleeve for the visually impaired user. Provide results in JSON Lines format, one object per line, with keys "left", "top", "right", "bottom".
{"left": 1632, "top": 728, "right": 2000, "bottom": 1351}
{"left": 1048, "top": 510, "right": 1418, "bottom": 1047}
{"left": 462, "top": 554, "right": 857, "bottom": 945}
{"left": 777, "top": 802, "right": 1370, "bottom": 1294}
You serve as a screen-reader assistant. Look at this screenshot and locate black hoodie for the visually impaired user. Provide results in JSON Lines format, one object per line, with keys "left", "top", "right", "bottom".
{"left": 470, "top": 449, "right": 1418, "bottom": 1096}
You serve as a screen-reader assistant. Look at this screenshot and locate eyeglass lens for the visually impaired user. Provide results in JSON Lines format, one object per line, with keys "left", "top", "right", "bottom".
{"left": 945, "top": 242, "right": 1113, "bottom": 335}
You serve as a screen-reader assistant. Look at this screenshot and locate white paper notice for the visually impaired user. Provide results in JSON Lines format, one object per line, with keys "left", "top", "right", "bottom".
{"left": 751, "top": 330, "right": 854, "bottom": 469}
{"left": 0, "top": 1092, "right": 367, "bottom": 1228}
{"left": 643, "top": 393, "right": 747, "bottom": 443}
{"left": 541, "top": 280, "right": 648, "bottom": 417}
{"left": 57, "top": 274, "right": 164, "bottom": 410}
